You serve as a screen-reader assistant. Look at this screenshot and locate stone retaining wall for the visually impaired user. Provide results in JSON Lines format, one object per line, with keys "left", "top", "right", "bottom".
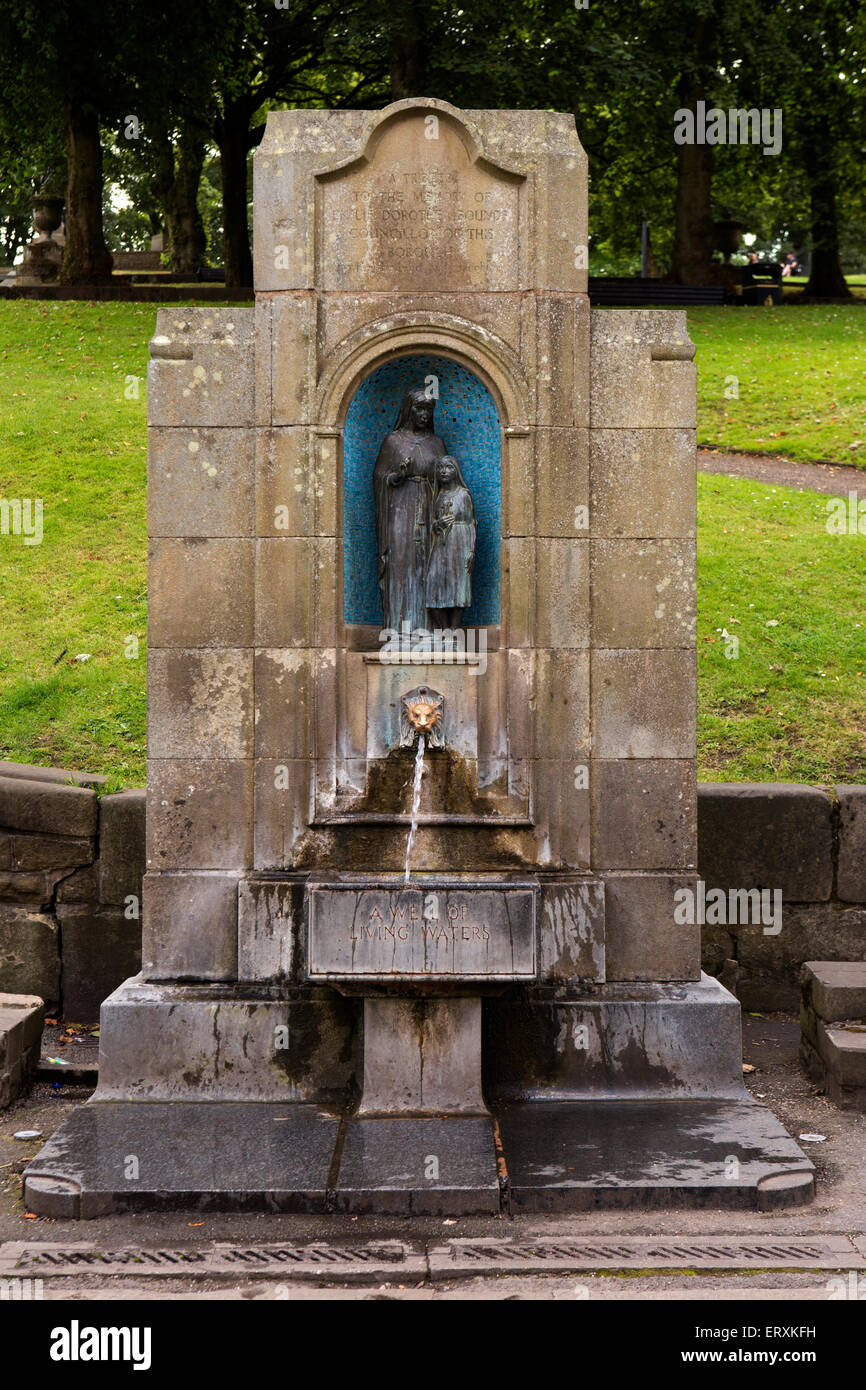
{"left": 0, "top": 763, "right": 144, "bottom": 1019}
{"left": 0, "top": 763, "right": 862, "bottom": 1016}
{"left": 698, "top": 784, "right": 866, "bottom": 1010}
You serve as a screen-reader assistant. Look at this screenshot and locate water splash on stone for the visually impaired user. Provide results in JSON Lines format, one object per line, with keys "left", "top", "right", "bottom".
{"left": 403, "top": 733, "right": 426, "bottom": 883}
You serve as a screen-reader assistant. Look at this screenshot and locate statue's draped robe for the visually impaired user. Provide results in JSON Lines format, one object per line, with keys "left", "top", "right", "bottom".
{"left": 426, "top": 484, "right": 476, "bottom": 610}
{"left": 373, "top": 428, "right": 446, "bottom": 629}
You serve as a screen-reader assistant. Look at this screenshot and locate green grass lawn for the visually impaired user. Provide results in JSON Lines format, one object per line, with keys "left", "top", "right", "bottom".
{"left": 1, "top": 300, "right": 865, "bottom": 785}
{"left": 0, "top": 303, "right": 151, "bottom": 787}
{"left": 785, "top": 274, "right": 866, "bottom": 302}
{"left": 691, "top": 303, "right": 866, "bottom": 466}
{"left": 697, "top": 473, "right": 866, "bottom": 781}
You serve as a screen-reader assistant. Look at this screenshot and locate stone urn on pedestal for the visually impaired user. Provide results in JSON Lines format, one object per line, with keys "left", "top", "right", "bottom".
{"left": 16, "top": 192, "right": 65, "bottom": 285}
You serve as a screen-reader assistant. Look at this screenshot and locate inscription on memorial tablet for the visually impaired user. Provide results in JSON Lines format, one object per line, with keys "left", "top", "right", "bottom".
{"left": 307, "top": 882, "right": 536, "bottom": 979}
{"left": 318, "top": 114, "right": 522, "bottom": 292}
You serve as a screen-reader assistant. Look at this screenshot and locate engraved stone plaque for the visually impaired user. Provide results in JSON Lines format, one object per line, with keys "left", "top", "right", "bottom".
{"left": 317, "top": 111, "right": 523, "bottom": 293}
{"left": 307, "top": 880, "right": 537, "bottom": 980}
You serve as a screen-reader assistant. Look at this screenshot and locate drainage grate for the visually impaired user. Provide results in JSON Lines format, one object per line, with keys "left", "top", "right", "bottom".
{"left": 1, "top": 1235, "right": 862, "bottom": 1283}
{"left": 0, "top": 1241, "right": 421, "bottom": 1281}
{"left": 429, "top": 1236, "right": 864, "bottom": 1276}
{"left": 448, "top": 1241, "right": 830, "bottom": 1262}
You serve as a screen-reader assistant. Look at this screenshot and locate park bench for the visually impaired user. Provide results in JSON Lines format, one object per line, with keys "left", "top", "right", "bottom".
{"left": 589, "top": 277, "right": 727, "bottom": 306}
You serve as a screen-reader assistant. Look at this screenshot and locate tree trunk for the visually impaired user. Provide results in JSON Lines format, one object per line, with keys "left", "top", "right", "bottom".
{"left": 389, "top": 0, "right": 427, "bottom": 98}
{"left": 153, "top": 125, "right": 207, "bottom": 276}
{"left": 60, "top": 105, "right": 113, "bottom": 283}
{"left": 804, "top": 152, "right": 851, "bottom": 299}
{"left": 217, "top": 100, "right": 253, "bottom": 288}
{"left": 671, "top": 85, "right": 716, "bottom": 284}
{"left": 645, "top": 227, "right": 661, "bottom": 279}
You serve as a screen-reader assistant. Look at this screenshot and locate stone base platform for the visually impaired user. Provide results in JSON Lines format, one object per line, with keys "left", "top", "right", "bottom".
{"left": 22, "top": 973, "right": 816, "bottom": 1216}
{"left": 23, "top": 1097, "right": 813, "bottom": 1218}
{"left": 496, "top": 1100, "right": 813, "bottom": 1211}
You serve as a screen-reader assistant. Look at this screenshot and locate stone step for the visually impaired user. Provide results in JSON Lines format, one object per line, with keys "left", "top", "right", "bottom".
{"left": 0, "top": 992, "right": 45, "bottom": 1109}
{"left": 815, "top": 1021, "right": 866, "bottom": 1088}
{"left": 800, "top": 962, "right": 866, "bottom": 1110}
{"left": 801, "top": 961, "right": 866, "bottom": 1022}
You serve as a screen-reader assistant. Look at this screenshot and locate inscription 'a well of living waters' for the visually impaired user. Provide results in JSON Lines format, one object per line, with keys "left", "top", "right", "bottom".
{"left": 353, "top": 899, "right": 489, "bottom": 942}
{"left": 307, "top": 883, "right": 536, "bottom": 979}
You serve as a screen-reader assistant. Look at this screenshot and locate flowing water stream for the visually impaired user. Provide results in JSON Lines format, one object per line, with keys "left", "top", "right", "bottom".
{"left": 403, "top": 733, "right": 426, "bottom": 883}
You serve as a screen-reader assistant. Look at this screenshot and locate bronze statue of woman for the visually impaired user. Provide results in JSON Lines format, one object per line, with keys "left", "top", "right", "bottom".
{"left": 373, "top": 387, "right": 447, "bottom": 630}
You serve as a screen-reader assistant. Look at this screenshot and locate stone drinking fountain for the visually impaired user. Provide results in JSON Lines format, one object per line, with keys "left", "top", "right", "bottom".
{"left": 25, "top": 99, "right": 813, "bottom": 1216}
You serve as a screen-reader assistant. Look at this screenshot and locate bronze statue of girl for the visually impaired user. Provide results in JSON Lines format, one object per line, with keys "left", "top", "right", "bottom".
{"left": 426, "top": 455, "right": 477, "bottom": 630}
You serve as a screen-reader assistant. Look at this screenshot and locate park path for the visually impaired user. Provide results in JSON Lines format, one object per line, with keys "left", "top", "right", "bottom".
{"left": 698, "top": 447, "right": 866, "bottom": 498}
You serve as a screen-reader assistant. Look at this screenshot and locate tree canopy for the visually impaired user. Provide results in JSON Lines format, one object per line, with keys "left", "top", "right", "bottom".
{"left": 0, "top": 0, "right": 861, "bottom": 290}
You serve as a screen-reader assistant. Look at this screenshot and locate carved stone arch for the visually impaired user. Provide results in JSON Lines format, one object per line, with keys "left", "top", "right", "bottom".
{"left": 316, "top": 312, "right": 530, "bottom": 430}
{"left": 317, "top": 314, "right": 532, "bottom": 624}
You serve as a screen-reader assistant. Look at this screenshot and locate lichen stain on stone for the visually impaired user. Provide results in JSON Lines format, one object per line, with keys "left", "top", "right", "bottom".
{"left": 185, "top": 655, "right": 249, "bottom": 754}
{"left": 266, "top": 650, "right": 309, "bottom": 680}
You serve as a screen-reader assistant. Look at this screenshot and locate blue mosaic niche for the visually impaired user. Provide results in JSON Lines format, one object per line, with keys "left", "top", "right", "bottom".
{"left": 343, "top": 354, "right": 501, "bottom": 627}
